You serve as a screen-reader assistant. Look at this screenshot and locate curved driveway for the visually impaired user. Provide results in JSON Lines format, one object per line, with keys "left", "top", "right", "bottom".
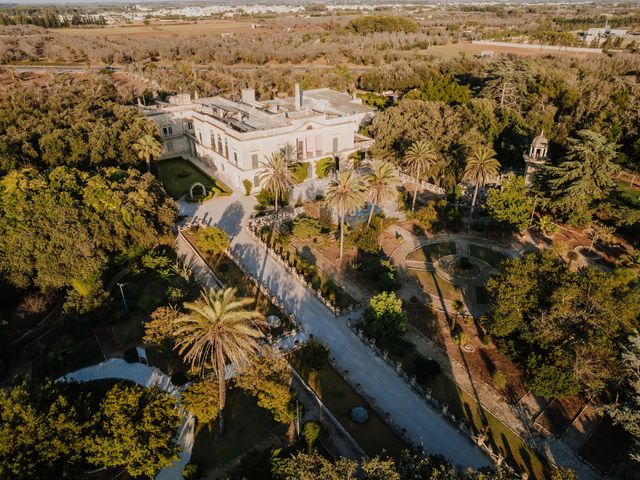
{"left": 179, "top": 194, "right": 489, "bottom": 469}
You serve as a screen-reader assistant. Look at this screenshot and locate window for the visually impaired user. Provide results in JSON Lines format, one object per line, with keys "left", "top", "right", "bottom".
{"left": 217, "top": 135, "right": 223, "bottom": 153}
{"left": 233, "top": 150, "right": 238, "bottom": 166}
{"left": 198, "top": 132, "right": 203, "bottom": 143}
{"left": 187, "top": 120, "right": 193, "bottom": 130}
{"left": 224, "top": 139, "right": 229, "bottom": 159}
{"left": 254, "top": 174, "right": 260, "bottom": 187}
{"left": 296, "top": 139, "right": 304, "bottom": 160}
{"left": 210, "top": 133, "right": 215, "bottom": 149}
{"left": 162, "top": 125, "right": 173, "bottom": 136}
{"left": 251, "top": 153, "right": 259, "bottom": 169}
{"left": 332, "top": 136, "right": 339, "bottom": 153}
{"left": 166, "top": 141, "right": 174, "bottom": 153}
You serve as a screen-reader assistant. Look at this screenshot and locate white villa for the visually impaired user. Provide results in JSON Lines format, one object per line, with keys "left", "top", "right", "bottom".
{"left": 141, "top": 85, "right": 375, "bottom": 192}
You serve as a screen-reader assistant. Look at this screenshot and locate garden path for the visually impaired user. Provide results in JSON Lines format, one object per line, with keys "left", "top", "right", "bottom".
{"left": 384, "top": 224, "right": 602, "bottom": 480}
{"left": 177, "top": 193, "right": 490, "bottom": 469}
{"left": 58, "top": 358, "right": 195, "bottom": 480}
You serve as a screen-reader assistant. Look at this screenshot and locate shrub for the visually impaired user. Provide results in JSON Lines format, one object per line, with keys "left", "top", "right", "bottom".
{"left": 377, "top": 259, "right": 399, "bottom": 291}
{"left": 411, "top": 357, "right": 441, "bottom": 382}
{"left": 492, "top": 370, "right": 508, "bottom": 392}
{"left": 182, "top": 463, "right": 200, "bottom": 480}
{"left": 303, "top": 421, "right": 321, "bottom": 452}
{"left": 318, "top": 203, "right": 334, "bottom": 231}
{"left": 291, "top": 162, "right": 310, "bottom": 184}
{"left": 315, "top": 157, "right": 334, "bottom": 178}
{"left": 182, "top": 379, "right": 220, "bottom": 424}
{"left": 257, "top": 188, "right": 290, "bottom": 207}
{"left": 363, "top": 291, "right": 407, "bottom": 342}
{"left": 413, "top": 203, "right": 438, "bottom": 230}
{"left": 196, "top": 226, "right": 230, "bottom": 256}
{"left": 242, "top": 179, "right": 253, "bottom": 196}
{"left": 348, "top": 221, "right": 381, "bottom": 254}
{"left": 299, "top": 338, "right": 330, "bottom": 372}
{"left": 292, "top": 217, "right": 322, "bottom": 239}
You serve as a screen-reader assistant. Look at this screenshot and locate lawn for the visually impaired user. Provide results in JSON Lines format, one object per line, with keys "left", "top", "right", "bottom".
{"left": 155, "top": 157, "right": 231, "bottom": 200}
{"left": 291, "top": 353, "right": 407, "bottom": 459}
{"left": 615, "top": 180, "right": 640, "bottom": 209}
{"left": 406, "top": 241, "right": 457, "bottom": 263}
{"left": 468, "top": 244, "right": 509, "bottom": 269}
{"left": 408, "top": 268, "right": 460, "bottom": 301}
{"left": 190, "top": 388, "right": 288, "bottom": 472}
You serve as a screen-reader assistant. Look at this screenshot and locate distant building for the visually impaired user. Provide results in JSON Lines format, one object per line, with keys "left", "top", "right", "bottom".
{"left": 140, "top": 85, "right": 374, "bottom": 193}
{"left": 523, "top": 131, "right": 549, "bottom": 187}
{"left": 579, "top": 22, "right": 634, "bottom": 46}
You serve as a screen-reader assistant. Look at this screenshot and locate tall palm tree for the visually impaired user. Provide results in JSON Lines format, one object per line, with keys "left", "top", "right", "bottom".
{"left": 403, "top": 141, "right": 438, "bottom": 212}
{"left": 172, "top": 287, "right": 265, "bottom": 433}
{"left": 325, "top": 170, "right": 366, "bottom": 259}
{"left": 463, "top": 145, "right": 501, "bottom": 219}
{"left": 133, "top": 134, "right": 163, "bottom": 173}
{"left": 258, "top": 151, "right": 293, "bottom": 213}
{"left": 364, "top": 160, "right": 400, "bottom": 225}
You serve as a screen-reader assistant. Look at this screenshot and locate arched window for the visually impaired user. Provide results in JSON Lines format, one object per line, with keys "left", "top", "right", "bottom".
{"left": 217, "top": 134, "right": 223, "bottom": 153}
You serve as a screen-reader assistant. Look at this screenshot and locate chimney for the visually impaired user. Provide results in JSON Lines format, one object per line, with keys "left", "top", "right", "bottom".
{"left": 241, "top": 88, "right": 255, "bottom": 104}
{"left": 294, "top": 83, "right": 302, "bottom": 111}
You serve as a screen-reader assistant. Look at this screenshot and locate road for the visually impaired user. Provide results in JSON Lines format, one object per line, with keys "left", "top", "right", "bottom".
{"left": 177, "top": 192, "right": 490, "bottom": 469}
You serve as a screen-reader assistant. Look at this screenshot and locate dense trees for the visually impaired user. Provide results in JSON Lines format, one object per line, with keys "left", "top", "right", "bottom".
{"left": 542, "top": 130, "right": 619, "bottom": 224}
{"left": 484, "top": 251, "right": 640, "bottom": 397}
{"left": 88, "top": 384, "right": 180, "bottom": 477}
{"left": 348, "top": 15, "right": 418, "bottom": 34}
{"left": 0, "top": 80, "right": 159, "bottom": 174}
{"left": 0, "top": 380, "right": 180, "bottom": 479}
{"left": 0, "top": 167, "right": 175, "bottom": 304}
{"left": 486, "top": 175, "right": 533, "bottom": 231}
{"left": 273, "top": 450, "right": 509, "bottom": 480}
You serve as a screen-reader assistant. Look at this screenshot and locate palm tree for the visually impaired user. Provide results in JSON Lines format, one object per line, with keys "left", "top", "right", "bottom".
{"left": 364, "top": 160, "right": 400, "bottom": 225}
{"left": 325, "top": 170, "right": 366, "bottom": 259}
{"left": 403, "top": 141, "right": 439, "bottom": 212}
{"left": 133, "top": 134, "right": 163, "bottom": 173}
{"left": 258, "top": 151, "right": 293, "bottom": 213}
{"left": 463, "top": 145, "right": 501, "bottom": 219}
{"left": 172, "top": 287, "right": 265, "bottom": 433}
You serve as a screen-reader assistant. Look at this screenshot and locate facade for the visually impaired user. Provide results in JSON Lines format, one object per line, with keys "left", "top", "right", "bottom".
{"left": 523, "top": 131, "right": 549, "bottom": 187}
{"left": 141, "top": 86, "right": 374, "bottom": 192}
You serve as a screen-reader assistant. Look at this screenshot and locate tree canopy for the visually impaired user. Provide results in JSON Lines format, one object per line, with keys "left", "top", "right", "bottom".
{"left": 484, "top": 251, "right": 640, "bottom": 397}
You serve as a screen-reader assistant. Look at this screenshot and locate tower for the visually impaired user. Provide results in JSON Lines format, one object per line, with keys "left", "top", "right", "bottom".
{"left": 523, "top": 131, "right": 549, "bottom": 187}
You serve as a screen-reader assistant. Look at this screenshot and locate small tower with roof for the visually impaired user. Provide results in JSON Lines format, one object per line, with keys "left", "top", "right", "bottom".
{"left": 523, "top": 131, "right": 549, "bottom": 187}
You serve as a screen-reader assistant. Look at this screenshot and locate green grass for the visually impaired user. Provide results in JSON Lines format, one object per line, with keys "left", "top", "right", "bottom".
{"left": 190, "top": 389, "right": 287, "bottom": 471}
{"left": 408, "top": 268, "right": 460, "bottom": 301}
{"left": 468, "top": 244, "right": 508, "bottom": 269}
{"left": 155, "top": 157, "right": 231, "bottom": 200}
{"left": 406, "top": 242, "right": 457, "bottom": 262}
{"left": 615, "top": 180, "right": 640, "bottom": 209}
{"left": 291, "top": 354, "right": 408, "bottom": 459}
